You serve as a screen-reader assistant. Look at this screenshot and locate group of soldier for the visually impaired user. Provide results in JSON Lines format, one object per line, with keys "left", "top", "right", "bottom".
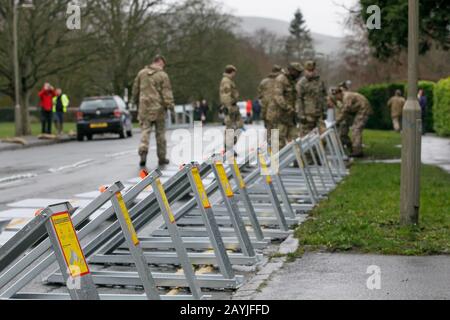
{"left": 223, "top": 60, "right": 373, "bottom": 158}
{"left": 132, "top": 55, "right": 373, "bottom": 168}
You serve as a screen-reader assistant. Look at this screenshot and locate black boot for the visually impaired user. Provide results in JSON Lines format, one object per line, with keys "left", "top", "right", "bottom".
{"left": 159, "top": 158, "right": 170, "bottom": 166}
{"left": 139, "top": 153, "right": 147, "bottom": 167}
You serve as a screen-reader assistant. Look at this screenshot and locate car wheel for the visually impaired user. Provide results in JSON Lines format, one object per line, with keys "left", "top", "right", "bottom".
{"left": 86, "top": 134, "right": 93, "bottom": 141}
{"left": 77, "top": 133, "right": 84, "bottom": 142}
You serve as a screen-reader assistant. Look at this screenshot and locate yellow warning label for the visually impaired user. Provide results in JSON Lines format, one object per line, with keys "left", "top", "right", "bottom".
{"left": 116, "top": 193, "right": 140, "bottom": 246}
{"left": 51, "top": 212, "right": 90, "bottom": 278}
{"left": 192, "top": 167, "right": 211, "bottom": 209}
{"left": 233, "top": 159, "right": 246, "bottom": 189}
{"left": 156, "top": 179, "right": 176, "bottom": 224}
{"left": 215, "top": 162, "right": 234, "bottom": 198}
{"left": 259, "top": 154, "right": 273, "bottom": 184}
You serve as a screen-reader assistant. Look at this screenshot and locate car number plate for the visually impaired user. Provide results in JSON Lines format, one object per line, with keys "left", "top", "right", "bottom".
{"left": 90, "top": 123, "right": 108, "bottom": 129}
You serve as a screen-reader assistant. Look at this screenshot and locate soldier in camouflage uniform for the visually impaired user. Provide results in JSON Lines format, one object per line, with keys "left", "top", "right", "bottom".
{"left": 272, "top": 62, "right": 303, "bottom": 150}
{"left": 387, "top": 90, "right": 406, "bottom": 132}
{"left": 132, "top": 55, "right": 175, "bottom": 167}
{"left": 258, "top": 65, "right": 282, "bottom": 144}
{"left": 296, "top": 61, "right": 327, "bottom": 137}
{"left": 327, "top": 88, "right": 352, "bottom": 152}
{"left": 334, "top": 88, "right": 373, "bottom": 157}
{"left": 220, "top": 65, "right": 244, "bottom": 149}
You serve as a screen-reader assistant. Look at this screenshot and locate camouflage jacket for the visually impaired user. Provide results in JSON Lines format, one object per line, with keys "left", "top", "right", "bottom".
{"left": 220, "top": 74, "right": 239, "bottom": 113}
{"left": 132, "top": 65, "right": 175, "bottom": 122}
{"left": 272, "top": 71, "right": 297, "bottom": 124}
{"left": 297, "top": 75, "right": 327, "bottom": 118}
{"left": 387, "top": 96, "right": 406, "bottom": 118}
{"left": 336, "top": 92, "right": 373, "bottom": 123}
{"left": 258, "top": 72, "right": 281, "bottom": 120}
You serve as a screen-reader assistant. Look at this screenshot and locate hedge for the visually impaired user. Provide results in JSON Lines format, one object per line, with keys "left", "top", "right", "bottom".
{"left": 433, "top": 77, "right": 450, "bottom": 136}
{"left": 358, "top": 82, "right": 405, "bottom": 130}
{"left": 359, "top": 81, "right": 436, "bottom": 131}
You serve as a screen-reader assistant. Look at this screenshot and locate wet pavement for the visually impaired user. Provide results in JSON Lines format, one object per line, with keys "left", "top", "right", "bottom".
{"left": 251, "top": 253, "right": 450, "bottom": 300}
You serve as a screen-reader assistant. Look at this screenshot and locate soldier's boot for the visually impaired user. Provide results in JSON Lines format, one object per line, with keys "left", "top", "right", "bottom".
{"left": 139, "top": 153, "right": 148, "bottom": 167}
{"left": 159, "top": 158, "right": 170, "bottom": 166}
{"left": 350, "top": 147, "right": 364, "bottom": 158}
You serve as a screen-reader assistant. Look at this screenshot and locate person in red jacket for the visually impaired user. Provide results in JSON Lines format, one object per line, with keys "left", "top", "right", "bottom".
{"left": 246, "top": 99, "right": 253, "bottom": 124}
{"left": 38, "top": 83, "right": 56, "bottom": 134}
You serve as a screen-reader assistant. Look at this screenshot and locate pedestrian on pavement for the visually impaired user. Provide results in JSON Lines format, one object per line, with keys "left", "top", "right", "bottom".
{"left": 246, "top": 100, "right": 253, "bottom": 124}
{"left": 387, "top": 90, "right": 406, "bottom": 132}
{"left": 252, "top": 99, "right": 262, "bottom": 124}
{"left": 220, "top": 65, "right": 244, "bottom": 151}
{"left": 132, "top": 55, "right": 175, "bottom": 168}
{"left": 193, "top": 101, "right": 202, "bottom": 122}
{"left": 52, "top": 88, "right": 70, "bottom": 136}
{"left": 334, "top": 88, "right": 373, "bottom": 158}
{"left": 38, "top": 83, "right": 56, "bottom": 134}
{"left": 200, "top": 99, "right": 209, "bottom": 125}
{"left": 418, "top": 89, "right": 428, "bottom": 134}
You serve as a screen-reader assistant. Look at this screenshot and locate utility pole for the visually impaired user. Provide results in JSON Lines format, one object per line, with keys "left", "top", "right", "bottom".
{"left": 13, "top": 0, "right": 22, "bottom": 137}
{"left": 400, "top": 0, "right": 422, "bottom": 226}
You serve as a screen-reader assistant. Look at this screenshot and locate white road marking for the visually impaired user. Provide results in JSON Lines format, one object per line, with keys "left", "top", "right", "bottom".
{"left": 48, "top": 159, "right": 95, "bottom": 173}
{"left": 105, "top": 150, "right": 136, "bottom": 158}
{"left": 0, "top": 173, "right": 38, "bottom": 184}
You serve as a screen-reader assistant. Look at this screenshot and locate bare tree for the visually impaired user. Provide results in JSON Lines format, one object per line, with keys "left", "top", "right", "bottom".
{"left": 0, "top": 0, "right": 96, "bottom": 135}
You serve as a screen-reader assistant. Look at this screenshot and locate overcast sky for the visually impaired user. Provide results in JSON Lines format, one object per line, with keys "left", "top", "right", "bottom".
{"left": 219, "top": 0, "right": 357, "bottom": 37}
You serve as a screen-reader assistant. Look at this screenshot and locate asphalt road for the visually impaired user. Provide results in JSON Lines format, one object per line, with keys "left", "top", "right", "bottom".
{"left": 0, "top": 133, "right": 150, "bottom": 212}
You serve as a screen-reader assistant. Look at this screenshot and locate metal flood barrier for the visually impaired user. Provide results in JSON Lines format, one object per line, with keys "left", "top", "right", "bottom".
{"left": 0, "top": 125, "right": 348, "bottom": 300}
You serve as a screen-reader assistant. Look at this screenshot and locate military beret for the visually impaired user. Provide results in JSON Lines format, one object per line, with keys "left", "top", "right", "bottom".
{"left": 225, "top": 65, "right": 237, "bottom": 73}
{"left": 154, "top": 54, "right": 167, "bottom": 64}
{"left": 272, "top": 65, "right": 282, "bottom": 73}
{"left": 288, "top": 62, "right": 304, "bottom": 73}
{"left": 304, "top": 60, "right": 316, "bottom": 71}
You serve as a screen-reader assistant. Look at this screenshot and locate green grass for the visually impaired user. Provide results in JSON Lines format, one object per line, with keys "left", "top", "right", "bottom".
{"left": 294, "top": 163, "right": 450, "bottom": 256}
{"left": 292, "top": 129, "right": 449, "bottom": 256}
{"left": 0, "top": 122, "right": 76, "bottom": 138}
{"left": 363, "top": 129, "right": 402, "bottom": 159}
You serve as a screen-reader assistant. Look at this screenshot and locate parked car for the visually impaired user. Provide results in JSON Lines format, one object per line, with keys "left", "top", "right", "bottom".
{"left": 76, "top": 96, "right": 133, "bottom": 141}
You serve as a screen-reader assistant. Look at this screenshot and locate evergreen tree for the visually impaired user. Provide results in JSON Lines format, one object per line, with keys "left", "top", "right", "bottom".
{"left": 285, "top": 8, "right": 315, "bottom": 61}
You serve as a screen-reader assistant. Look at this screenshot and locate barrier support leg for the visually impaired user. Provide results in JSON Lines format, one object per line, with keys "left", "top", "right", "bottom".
{"left": 186, "top": 165, "right": 236, "bottom": 280}
{"left": 110, "top": 192, "right": 161, "bottom": 300}
{"left": 151, "top": 177, "right": 203, "bottom": 300}
{"left": 44, "top": 203, "right": 100, "bottom": 301}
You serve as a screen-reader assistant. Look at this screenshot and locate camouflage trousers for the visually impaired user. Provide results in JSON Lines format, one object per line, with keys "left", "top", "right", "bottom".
{"left": 139, "top": 119, "right": 167, "bottom": 161}
{"left": 265, "top": 120, "right": 274, "bottom": 145}
{"left": 299, "top": 115, "right": 325, "bottom": 138}
{"left": 338, "top": 120, "right": 352, "bottom": 152}
{"left": 275, "top": 122, "right": 298, "bottom": 150}
{"left": 351, "top": 111, "right": 370, "bottom": 155}
{"left": 224, "top": 111, "right": 244, "bottom": 149}
{"left": 392, "top": 116, "right": 402, "bottom": 132}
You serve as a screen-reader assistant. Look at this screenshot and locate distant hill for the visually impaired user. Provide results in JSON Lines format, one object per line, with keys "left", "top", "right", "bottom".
{"left": 235, "top": 16, "right": 345, "bottom": 57}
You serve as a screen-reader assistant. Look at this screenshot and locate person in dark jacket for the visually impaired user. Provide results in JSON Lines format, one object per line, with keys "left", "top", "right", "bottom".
{"left": 38, "top": 83, "right": 56, "bottom": 134}
{"left": 252, "top": 99, "right": 262, "bottom": 124}
{"left": 418, "top": 89, "right": 428, "bottom": 134}
{"left": 193, "top": 101, "right": 202, "bottom": 122}
{"left": 200, "top": 100, "right": 209, "bottom": 125}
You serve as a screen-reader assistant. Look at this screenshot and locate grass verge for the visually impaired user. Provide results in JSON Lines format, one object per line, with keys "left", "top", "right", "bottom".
{"left": 293, "top": 129, "right": 448, "bottom": 257}
{"left": 0, "top": 122, "right": 76, "bottom": 139}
